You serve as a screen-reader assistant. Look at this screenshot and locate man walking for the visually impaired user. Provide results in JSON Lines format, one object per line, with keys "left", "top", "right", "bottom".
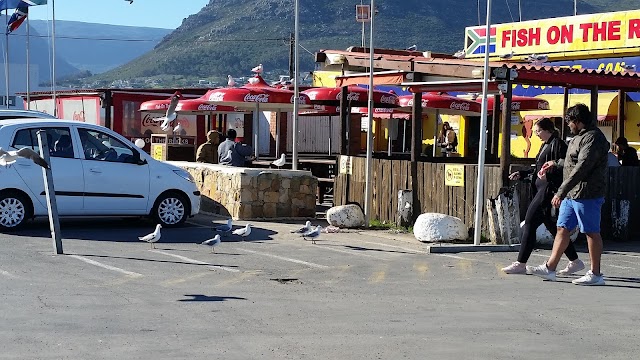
{"left": 528, "top": 103, "right": 610, "bottom": 286}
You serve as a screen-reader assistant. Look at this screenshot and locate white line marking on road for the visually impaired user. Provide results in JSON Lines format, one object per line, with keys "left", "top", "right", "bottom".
{"left": 360, "top": 240, "right": 429, "bottom": 254}
{"left": 0, "top": 268, "right": 18, "bottom": 279}
{"left": 436, "top": 254, "right": 478, "bottom": 261}
{"left": 68, "top": 255, "right": 143, "bottom": 277}
{"left": 606, "top": 264, "right": 636, "bottom": 270}
{"left": 150, "top": 250, "right": 240, "bottom": 273}
{"left": 239, "top": 248, "right": 329, "bottom": 269}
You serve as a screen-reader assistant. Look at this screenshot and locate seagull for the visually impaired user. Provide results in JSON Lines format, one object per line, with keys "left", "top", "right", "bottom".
{"left": 227, "top": 75, "right": 236, "bottom": 87}
{"left": 301, "top": 225, "right": 322, "bottom": 244}
{"left": 213, "top": 218, "right": 233, "bottom": 232}
{"left": 125, "top": 0, "right": 133, "bottom": 3}
{"left": 139, "top": 224, "right": 162, "bottom": 249}
{"left": 500, "top": 51, "right": 515, "bottom": 60}
{"left": 623, "top": 64, "right": 636, "bottom": 71}
{"left": 0, "top": 147, "right": 49, "bottom": 169}
{"left": 405, "top": 44, "right": 417, "bottom": 51}
{"left": 155, "top": 92, "right": 181, "bottom": 130}
{"left": 251, "top": 63, "right": 263, "bottom": 74}
{"left": 201, "top": 234, "right": 221, "bottom": 253}
{"left": 271, "top": 153, "right": 286, "bottom": 168}
{"left": 232, "top": 223, "right": 252, "bottom": 240}
{"left": 453, "top": 50, "right": 466, "bottom": 59}
{"left": 173, "top": 122, "right": 182, "bottom": 134}
{"left": 527, "top": 53, "right": 548, "bottom": 65}
{"left": 248, "top": 77, "right": 260, "bottom": 85}
{"left": 291, "top": 220, "right": 312, "bottom": 234}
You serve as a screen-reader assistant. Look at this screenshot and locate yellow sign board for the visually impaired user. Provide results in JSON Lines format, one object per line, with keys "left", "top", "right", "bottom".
{"left": 444, "top": 164, "right": 465, "bottom": 187}
{"left": 339, "top": 156, "right": 353, "bottom": 175}
{"left": 151, "top": 144, "right": 165, "bottom": 161}
{"left": 465, "top": 9, "right": 640, "bottom": 60}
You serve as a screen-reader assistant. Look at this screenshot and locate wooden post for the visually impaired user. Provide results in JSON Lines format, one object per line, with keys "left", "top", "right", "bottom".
{"left": 36, "top": 131, "right": 63, "bottom": 255}
{"left": 617, "top": 90, "right": 625, "bottom": 139}
{"left": 562, "top": 87, "right": 570, "bottom": 140}
{"left": 411, "top": 92, "right": 422, "bottom": 221}
{"left": 340, "top": 86, "right": 349, "bottom": 155}
{"left": 500, "top": 80, "right": 512, "bottom": 187}
{"left": 490, "top": 94, "right": 501, "bottom": 161}
{"left": 590, "top": 86, "right": 599, "bottom": 124}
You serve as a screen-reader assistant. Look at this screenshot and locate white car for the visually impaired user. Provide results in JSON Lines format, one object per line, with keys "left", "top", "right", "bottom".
{"left": 0, "top": 119, "right": 200, "bottom": 230}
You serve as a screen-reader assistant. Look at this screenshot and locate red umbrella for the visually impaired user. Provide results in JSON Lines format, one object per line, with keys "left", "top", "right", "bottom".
{"left": 478, "top": 95, "right": 550, "bottom": 112}
{"left": 206, "top": 75, "right": 311, "bottom": 110}
{"left": 398, "top": 92, "right": 482, "bottom": 116}
{"left": 351, "top": 106, "right": 411, "bottom": 120}
{"left": 299, "top": 104, "right": 340, "bottom": 116}
{"left": 176, "top": 91, "right": 240, "bottom": 113}
{"left": 302, "top": 86, "right": 399, "bottom": 108}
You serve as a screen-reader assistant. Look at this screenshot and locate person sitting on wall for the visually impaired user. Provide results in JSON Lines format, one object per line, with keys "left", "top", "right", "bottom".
{"left": 196, "top": 130, "right": 221, "bottom": 164}
{"left": 614, "top": 136, "right": 639, "bottom": 166}
{"left": 217, "top": 129, "right": 253, "bottom": 167}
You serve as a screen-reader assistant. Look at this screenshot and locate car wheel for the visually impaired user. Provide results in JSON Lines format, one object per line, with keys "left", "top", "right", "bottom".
{"left": 152, "top": 192, "right": 189, "bottom": 227}
{"left": 0, "top": 191, "right": 32, "bottom": 230}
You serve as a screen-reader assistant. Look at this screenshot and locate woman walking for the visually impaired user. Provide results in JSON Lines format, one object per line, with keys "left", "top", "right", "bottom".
{"left": 502, "top": 118, "right": 584, "bottom": 275}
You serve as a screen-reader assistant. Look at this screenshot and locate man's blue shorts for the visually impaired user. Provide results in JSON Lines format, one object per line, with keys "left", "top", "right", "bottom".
{"left": 557, "top": 197, "right": 605, "bottom": 233}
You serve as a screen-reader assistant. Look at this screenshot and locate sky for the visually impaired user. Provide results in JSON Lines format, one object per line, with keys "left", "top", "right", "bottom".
{"left": 27, "top": 0, "right": 210, "bottom": 29}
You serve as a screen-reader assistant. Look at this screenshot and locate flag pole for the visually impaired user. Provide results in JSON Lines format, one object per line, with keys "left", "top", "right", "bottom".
{"left": 5, "top": 7, "right": 9, "bottom": 109}
{"left": 26, "top": 9, "right": 30, "bottom": 109}
{"left": 51, "top": 0, "right": 56, "bottom": 116}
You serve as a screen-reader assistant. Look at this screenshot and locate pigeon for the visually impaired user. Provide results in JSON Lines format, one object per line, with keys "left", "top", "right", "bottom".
{"left": 155, "top": 92, "right": 181, "bottom": 130}
{"left": 405, "top": 44, "right": 417, "bottom": 51}
{"left": 251, "top": 63, "right": 263, "bottom": 74}
{"left": 232, "top": 223, "right": 252, "bottom": 240}
{"left": 271, "top": 153, "right": 286, "bottom": 168}
{"left": 0, "top": 147, "right": 49, "bottom": 169}
{"left": 453, "top": 50, "right": 466, "bottom": 59}
{"left": 291, "top": 220, "right": 312, "bottom": 234}
{"left": 173, "top": 122, "right": 182, "bottom": 134}
{"left": 139, "top": 224, "right": 162, "bottom": 249}
{"left": 527, "top": 53, "right": 548, "bottom": 65}
{"left": 227, "top": 75, "right": 236, "bottom": 87}
{"left": 500, "top": 51, "right": 515, "bottom": 60}
{"left": 301, "top": 225, "right": 322, "bottom": 244}
{"left": 213, "top": 218, "right": 233, "bottom": 232}
{"left": 201, "top": 234, "right": 221, "bottom": 253}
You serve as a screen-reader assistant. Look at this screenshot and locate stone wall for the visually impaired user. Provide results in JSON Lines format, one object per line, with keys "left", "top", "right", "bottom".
{"left": 169, "top": 162, "right": 317, "bottom": 220}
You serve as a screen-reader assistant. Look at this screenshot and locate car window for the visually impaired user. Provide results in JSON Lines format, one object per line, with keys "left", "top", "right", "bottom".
{"left": 11, "top": 127, "right": 74, "bottom": 159}
{"left": 78, "top": 128, "right": 137, "bottom": 164}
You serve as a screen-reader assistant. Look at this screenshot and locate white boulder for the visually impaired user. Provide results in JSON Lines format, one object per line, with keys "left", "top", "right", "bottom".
{"left": 326, "top": 204, "right": 365, "bottom": 228}
{"left": 413, "top": 213, "right": 468, "bottom": 242}
{"left": 520, "top": 221, "right": 579, "bottom": 245}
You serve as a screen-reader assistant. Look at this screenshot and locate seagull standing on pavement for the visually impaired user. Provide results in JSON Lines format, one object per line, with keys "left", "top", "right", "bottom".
{"left": 213, "top": 218, "right": 233, "bottom": 233}
{"left": 232, "top": 224, "right": 252, "bottom": 241}
{"left": 201, "top": 234, "right": 221, "bottom": 253}
{"left": 301, "top": 226, "right": 322, "bottom": 244}
{"left": 227, "top": 75, "right": 236, "bottom": 87}
{"left": 291, "top": 221, "right": 312, "bottom": 234}
{"left": 271, "top": 153, "right": 286, "bottom": 168}
{"left": 0, "top": 147, "right": 49, "bottom": 169}
{"left": 155, "top": 92, "right": 181, "bottom": 131}
{"left": 139, "top": 224, "right": 162, "bottom": 249}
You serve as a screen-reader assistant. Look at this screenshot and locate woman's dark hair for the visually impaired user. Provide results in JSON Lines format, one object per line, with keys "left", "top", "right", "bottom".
{"left": 536, "top": 117, "right": 556, "bottom": 133}
{"left": 614, "top": 136, "right": 629, "bottom": 147}
{"left": 565, "top": 103, "right": 592, "bottom": 126}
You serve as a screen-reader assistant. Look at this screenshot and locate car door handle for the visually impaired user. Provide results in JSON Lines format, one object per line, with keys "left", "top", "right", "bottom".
{"left": 17, "top": 163, "right": 31, "bottom": 167}
{"left": 89, "top": 168, "right": 102, "bottom": 173}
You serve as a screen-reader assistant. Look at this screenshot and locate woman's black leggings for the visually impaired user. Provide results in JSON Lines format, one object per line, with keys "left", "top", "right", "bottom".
{"left": 517, "top": 182, "right": 579, "bottom": 264}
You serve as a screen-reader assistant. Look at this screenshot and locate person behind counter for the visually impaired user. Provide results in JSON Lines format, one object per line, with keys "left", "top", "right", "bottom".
{"left": 614, "top": 136, "right": 639, "bottom": 166}
{"left": 217, "top": 129, "right": 253, "bottom": 167}
{"left": 195, "top": 130, "right": 221, "bottom": 164}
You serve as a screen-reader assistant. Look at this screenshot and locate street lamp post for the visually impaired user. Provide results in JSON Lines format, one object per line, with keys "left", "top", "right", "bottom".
{"left": 292, "top": 0, "right": 300, "bottom": 170}
{"left": 364, "top": 0, "right": 375, "bottom": 226}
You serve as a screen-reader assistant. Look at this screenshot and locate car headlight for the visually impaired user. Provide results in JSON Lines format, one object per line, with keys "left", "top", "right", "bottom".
{"left": 173, "top": 169, "right": 195, "bottom": 183}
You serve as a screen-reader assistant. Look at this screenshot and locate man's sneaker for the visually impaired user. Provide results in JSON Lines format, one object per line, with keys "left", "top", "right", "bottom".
{"left": 557, "top": 259, "right": 586, "bottom": 275}
{"left": 501, "top": 261, "right": 528, "bottom": 274}
{"left": 527, "top": 263, "right": 556, "bottom": 281}
{"left": 572, "top": 271, "right": 605, "bottom": 286}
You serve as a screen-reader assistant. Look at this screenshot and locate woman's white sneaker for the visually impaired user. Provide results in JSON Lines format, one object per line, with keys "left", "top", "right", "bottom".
{"left": 572, "top": 270, "right": 605, "bottom": 286}
{"left": 527, "top": 263, "right": 556, "bottom": 281}
{"left": 557, "top": 259, "right": 585, "bottom": 275}
{"left": 501, "top": 261, "right": 527, "bottom": 274}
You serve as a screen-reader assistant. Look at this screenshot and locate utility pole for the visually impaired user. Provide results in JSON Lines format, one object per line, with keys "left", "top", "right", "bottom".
{"left": 288, "top": 32, "right": 294, "bottom": 79}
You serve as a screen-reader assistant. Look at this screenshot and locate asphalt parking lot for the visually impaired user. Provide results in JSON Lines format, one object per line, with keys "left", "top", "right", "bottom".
{"left": 1, "top": 214, "right": 639, "bottom": 360}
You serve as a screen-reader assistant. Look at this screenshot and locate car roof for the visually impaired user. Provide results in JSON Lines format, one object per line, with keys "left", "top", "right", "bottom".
{"left": 0, "top": 118, "right": 95, "bottom": 127}
{"left": 0, "top": 109, "right": 57, "bottom": 120}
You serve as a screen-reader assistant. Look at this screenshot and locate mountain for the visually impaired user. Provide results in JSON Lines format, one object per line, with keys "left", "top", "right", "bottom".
{"left": 95, "top": 0, "right": 640, "bottom": 87}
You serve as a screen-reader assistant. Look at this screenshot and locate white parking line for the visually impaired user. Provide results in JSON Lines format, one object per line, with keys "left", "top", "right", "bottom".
{"left": 68, "top": 255, "right": 143, "bottom": 277}
{"left": 360, "top": 240, "right": 429, "bottom": 254}
{"left": 238, "top": 248, "right": 329, "bottom": 269}
{"left": 606, "top": 264, "right": 637, "bottom": 270}
{"left": 0, "top": 268, "right": 18, "bottom": 279}
{"left": 315, "top": 244, "right": 387, "bottom": 259}
{"left": 150, "top": 250, "right": 240, "bottom": 273}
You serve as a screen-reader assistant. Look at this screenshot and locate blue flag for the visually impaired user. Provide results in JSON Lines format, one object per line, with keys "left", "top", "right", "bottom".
{"left": 6, "top": 6, "right": 27, "bottom": 33}
{"left": 0, "top": 0, "right": 46, "bottom": 10}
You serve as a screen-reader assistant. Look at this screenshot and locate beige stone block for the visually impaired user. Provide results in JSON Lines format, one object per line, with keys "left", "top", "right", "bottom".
{"left": 240, "top": 189, "right": 254, "bottom": 202}
{"left": 279, "top": 192, "right": 288, "bottom": 203}
{"left": 252, "top": 204, "right": 264, "bottom": 218}
{"left": 299, "top": 185, "right": 310, "bottom": 194}
{"left": 241, "top": 174, "right": 252, "bottom": 186}
{"left": 282, "top": 178, "right": 291, "bottom": 189}
{"left": 301, "top": 177, "right": 311, "bottom": 185}
{"left": 270, "top": 178, "right": 281, "bottom": 191}
{"left": 264, "top": 192, "right": 280, "bottom": 203}
{"left": 290, "top": 178, "right": 300, "bottom": 192}
{"left": 258, "top": 176, "right": 272, "bottom": 191}
{"left": 263, "top": 203, "right": 277, "bottom": 218}
{"left": 240, "top": 204, "right": 252, "bottom": 219}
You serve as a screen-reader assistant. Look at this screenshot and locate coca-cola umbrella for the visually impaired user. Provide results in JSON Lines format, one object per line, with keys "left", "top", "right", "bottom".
{"left": 206, "top": 75, "right": 312, "bottom": 159}
{"left": 351, "top": 107, "right": 410, "bottom": 156}
{"left": 476, "top": 95, "right": 550, "bottom": 112}
{"left": 302, "top": 86, "right": 399, "bottom": 108}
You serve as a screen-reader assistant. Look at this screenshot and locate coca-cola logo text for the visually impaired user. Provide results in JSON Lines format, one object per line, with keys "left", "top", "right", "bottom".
{"left": 336, "top": 92, "right": 361, "bottom": 101}
{"left": 244, "top": 93, "right": 270, "bottom": 103}
{"left": 72, "top": 111, "right": 86, "bottom": 122}
{"left": 379, "top": 95, "right": 397, "bottom": 105}
{"left": 450, "top": 102, "right": 471, "bottom": 111}
{"left": 197, "top": 104, "right": 218, "bottom": 111}
{"left": 208, "top": 93, "right": 225, "bottom": 102}
{"left": 289, "top": 95, "right": 308, "bottom": 104}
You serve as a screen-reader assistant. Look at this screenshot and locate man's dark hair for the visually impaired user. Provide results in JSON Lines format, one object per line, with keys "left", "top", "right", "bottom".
{"left": 615, "top": 136, "right": 629, "bottom": 147}
{"left": 565, "top": 103, "right": 593, "bottom": 126}
{"left": 536, "top": 117, "right": 556, "bottom": 133}
{"left": 226, "top": 129, "right": 237, "bottom": 140}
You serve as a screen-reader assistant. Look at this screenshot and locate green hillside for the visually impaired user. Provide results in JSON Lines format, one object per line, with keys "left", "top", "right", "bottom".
{"left": 91, "top": 0, "right": 640, "bottom": 87}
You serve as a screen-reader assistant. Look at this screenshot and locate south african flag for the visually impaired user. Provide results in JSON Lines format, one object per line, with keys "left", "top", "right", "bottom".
{"left": 465, "top": 26, "right": 497, "bottom": 56}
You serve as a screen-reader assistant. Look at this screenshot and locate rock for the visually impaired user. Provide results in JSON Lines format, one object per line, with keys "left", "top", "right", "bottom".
{"left": 413, "top": 213, "right": 467, "bottom": 242}
{"left": 326, "top": 204, "right": 365, "bottom": 228}
{"left": 520, "top": 221, "right": 579, "bottom": 245}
